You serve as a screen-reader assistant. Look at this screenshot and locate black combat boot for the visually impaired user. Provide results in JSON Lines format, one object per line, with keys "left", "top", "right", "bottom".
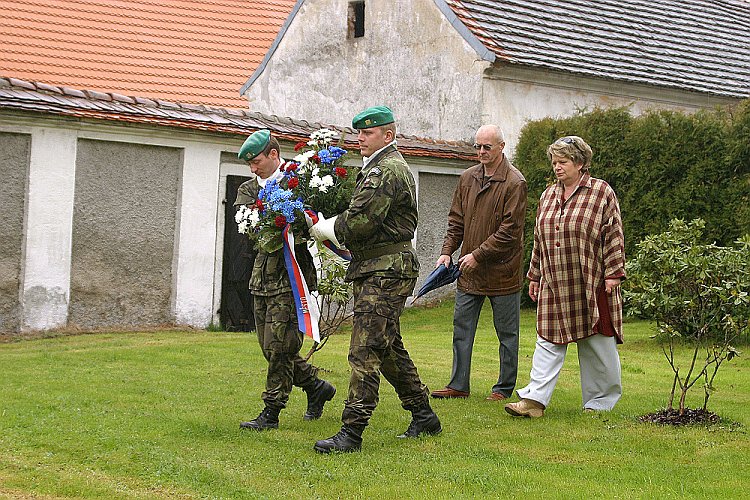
{"left": 303, "top": 379, "right": 336, "bottom": 421}
{"left": 313, "top": 425, "right": 364, "bottom": 453}
{"left": 397, "top": 404, "right": 442, "bottom": 438}
{"left": 240, "top": 406, "right": 280, "bottom": 431}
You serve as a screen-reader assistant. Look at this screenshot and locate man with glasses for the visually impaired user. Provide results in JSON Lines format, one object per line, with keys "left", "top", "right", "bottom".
{"left": 431, "top": 124, "right": 528, "bottom": 402}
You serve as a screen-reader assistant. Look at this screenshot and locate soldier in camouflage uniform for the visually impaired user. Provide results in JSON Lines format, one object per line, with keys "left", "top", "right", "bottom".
{"left": 235, "top": 129, "right": 336, "bottom": 431}
{"left": 309, "top": 106, "right": 441, "bottom": 453}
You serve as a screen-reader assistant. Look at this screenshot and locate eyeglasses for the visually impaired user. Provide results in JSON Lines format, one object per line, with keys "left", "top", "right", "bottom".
{"left": 558, "top": 136, "right": 585, "bottom": 155}
{"left": 473, "top": 143, "right": 494, "bottom": 151}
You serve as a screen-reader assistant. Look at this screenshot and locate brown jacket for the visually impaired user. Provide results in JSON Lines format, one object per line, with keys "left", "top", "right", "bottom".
{"left": 441, "top": 155, "right": 527, "bottom": 295}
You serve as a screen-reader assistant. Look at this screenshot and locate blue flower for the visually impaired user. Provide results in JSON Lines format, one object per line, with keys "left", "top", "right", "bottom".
{"left": 317, "top": 146, "right": 347, "bottom": 165}
{"left": 329, "top": 146, "right": 347, "bottom": 158}
{"left": 258, "top": 180, "right": 280, "bottom": 201}
{"left": 317, "top": 149, "right": 334, "bottom": 164}
{"left": 262, "top": 183, "right": 303, "bottom": 223}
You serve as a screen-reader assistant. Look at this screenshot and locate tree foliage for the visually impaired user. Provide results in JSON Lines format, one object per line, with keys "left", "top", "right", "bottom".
{"left": 624, "top": 219, "right": 748, "bottom": 413}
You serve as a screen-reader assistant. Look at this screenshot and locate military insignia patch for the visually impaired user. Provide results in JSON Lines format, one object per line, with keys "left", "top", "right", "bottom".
{"left": 363, "top": 166, "right": 382, "bottom": 188}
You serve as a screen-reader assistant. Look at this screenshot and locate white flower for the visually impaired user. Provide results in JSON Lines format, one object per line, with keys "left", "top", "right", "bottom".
{"left": 235, "top": 206, "right": 261, "bottom": 233}
{"left": 310, "top": 128, "right": 339, "bottom": 146}
{"left": 235, "top": 208, "right": 245, "bottom": 224}
{"left": 247, "top": 208, "right": 260, "bottom": 228}
{"left": 293, "top": 150, "right": 317, "bottom": 166}
{"left": 310, "top": 174, "right": 334, "bottom": 193}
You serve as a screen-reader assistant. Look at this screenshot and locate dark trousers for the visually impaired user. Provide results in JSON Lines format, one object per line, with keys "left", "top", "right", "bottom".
{"left": 447, "top": 290, "right": 520, "bottom": 396}
{"left": 341, "top": 276, "right": 429, "bottom": 428}
{"left": 253, "top": 292, "right": 318, "bottom": 409}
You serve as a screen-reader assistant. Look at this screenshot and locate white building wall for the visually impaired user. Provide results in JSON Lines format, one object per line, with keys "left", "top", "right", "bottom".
{"left": 246, "top": 1, "right": 741, "bottom": 155}
{"left": 245, "top": 0, "right": 490, "bottom": 142}
{"left": 3, "top": 110, "right": 467, "bottom": 333}
{"left": 20, "top": 127, "right": 77, "bottom": 331}
{"left": 482, "top": 65, "right": 740, "bottom": 155}
{"left": 173, "top": 144, "right": 223, "bottom": 327}
{"left": 4, "top": 112, "right": 247, "bottom": 333}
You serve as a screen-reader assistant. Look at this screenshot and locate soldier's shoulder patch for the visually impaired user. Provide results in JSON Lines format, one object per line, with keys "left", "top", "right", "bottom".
{"left": 369, "top": 166, "right": 382, "bottom": 176}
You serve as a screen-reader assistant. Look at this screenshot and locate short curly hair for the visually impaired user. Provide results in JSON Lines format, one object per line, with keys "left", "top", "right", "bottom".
{"left": 547, "top": 136, "right": 593, "bottom": 172}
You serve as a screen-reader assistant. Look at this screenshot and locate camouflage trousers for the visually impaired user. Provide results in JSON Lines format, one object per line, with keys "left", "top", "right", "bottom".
{"left": 253, "top": 292, "right": 318, "bottom": 410}
{"left": 341, "top": 275, "right": 430, "bottom": 428}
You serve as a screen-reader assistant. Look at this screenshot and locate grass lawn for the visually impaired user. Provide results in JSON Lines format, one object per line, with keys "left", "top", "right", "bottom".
{"left": 1, "top": 301, "right": 748, "bottom": 499}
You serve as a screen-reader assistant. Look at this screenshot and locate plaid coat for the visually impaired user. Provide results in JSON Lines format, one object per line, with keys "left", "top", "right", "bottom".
{"left": 528, "top": 173, "right": 625, "bottom": 344}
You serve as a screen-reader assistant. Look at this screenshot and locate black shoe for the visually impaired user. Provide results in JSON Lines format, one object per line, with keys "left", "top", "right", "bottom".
{"left": 240, "top": 407, "right": 280, "bottom": 431}
{"left": 303, "top": 380, "right": 336, "bottom": 421}
{"left": 313, "top": 425, "right": 363, "bottom": 453}
{"left": 398, "top": 404, "right": 442, "bottom": 438}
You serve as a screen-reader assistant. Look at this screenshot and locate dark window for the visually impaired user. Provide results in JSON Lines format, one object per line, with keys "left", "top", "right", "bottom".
{"left": 348, "top": 1, "right": 365, "bottom": 38}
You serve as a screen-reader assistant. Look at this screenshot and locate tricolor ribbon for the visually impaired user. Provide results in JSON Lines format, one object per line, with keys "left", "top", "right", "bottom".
{"left": 281, "top": 224, "right": 321, "bottom": 342}
{"left": 303, "top": 210, "right": 352, "bottom": 261}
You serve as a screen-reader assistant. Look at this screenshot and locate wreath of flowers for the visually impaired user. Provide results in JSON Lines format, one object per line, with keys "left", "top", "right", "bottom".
{"left": 236, "top": 128, "right": 358, "bottom": 253}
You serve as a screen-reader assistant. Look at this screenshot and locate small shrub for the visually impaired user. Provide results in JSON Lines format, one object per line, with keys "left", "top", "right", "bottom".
{"left": 624, "top": 219, "right": 749, "bottom": 415}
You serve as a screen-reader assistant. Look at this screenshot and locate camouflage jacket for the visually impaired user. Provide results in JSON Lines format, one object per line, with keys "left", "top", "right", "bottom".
{"left": 333, "top": 144, "right": 420, "bottom": 281}
{"left": 234, "top": 178, "right": 317, "bottom": 296}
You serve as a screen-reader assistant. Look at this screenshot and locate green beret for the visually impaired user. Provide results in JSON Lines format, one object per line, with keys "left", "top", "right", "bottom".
{"left": 351, "top": 105, "right": 394, "bottom": 129}
{"left": 238, "top": 129, "right": 271, "bottom": 161}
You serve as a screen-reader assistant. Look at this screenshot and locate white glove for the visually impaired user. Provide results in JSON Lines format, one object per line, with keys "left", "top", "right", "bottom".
{"left": 310, "top": 213, "right": 341, "bottom": 248}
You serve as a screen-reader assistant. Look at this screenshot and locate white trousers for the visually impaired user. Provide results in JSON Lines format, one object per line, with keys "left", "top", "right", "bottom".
{"left": 516, "top": 334, "right": 622, "bottom": 410}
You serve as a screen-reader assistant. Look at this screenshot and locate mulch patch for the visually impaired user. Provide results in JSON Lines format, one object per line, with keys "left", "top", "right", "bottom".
{"left": 639, "top": 407, "right": 722, "bottom": 426}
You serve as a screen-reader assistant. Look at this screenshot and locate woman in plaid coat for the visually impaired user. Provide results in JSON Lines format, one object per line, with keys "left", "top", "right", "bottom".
{"left": 505, "top": 136, "right": 625, "bottom": 418}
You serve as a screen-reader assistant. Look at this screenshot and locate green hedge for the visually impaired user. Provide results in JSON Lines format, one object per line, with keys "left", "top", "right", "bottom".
{"left": 513, "top": 101, "right": 750, "bottom": 307}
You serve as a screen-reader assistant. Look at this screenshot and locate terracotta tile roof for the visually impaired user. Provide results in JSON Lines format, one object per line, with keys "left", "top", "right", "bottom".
{"left": 0, "top": 77, "right": 476, "bottom": 160}
{"left": 0, "top": 0, "right": 296, "bottom": 109}
{"left": 445, "top": 0, "right": 750, "bottom": 98}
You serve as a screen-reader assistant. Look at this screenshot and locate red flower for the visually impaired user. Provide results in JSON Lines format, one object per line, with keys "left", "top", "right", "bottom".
{"left": 287, "top": 177, "right": 299, "bottom": 189}
{"left": 334, "top": 167, "right": 348, "bottom": 178}
{"left": 286, "top": 162, "right": 299, "bottom": 172}
{"left": 294, "top": 141, "right": 307, "bottom": 151}
{"left": 255, "top": 199, "right": 264, "bottom": 211}
{"left": 312, "top": 154, "right": 320, "bottom": 163}
{"left": 274, "top": 215, "right": 287, "bottom": 228}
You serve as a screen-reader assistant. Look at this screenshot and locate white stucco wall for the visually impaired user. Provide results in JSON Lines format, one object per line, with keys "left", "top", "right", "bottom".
{"left": 3, "top": 111, "right": 247, "bottom": 332}
{"left": 482, "top": 65, "right": 740, "bottom": 155}
{"left": 173, "top": 144, "right": 222, "bottom": 327}
{"left": 20, "top": 127, "right": 77, "bottom": 331}
{"left": 245, "top": 0, "right": 490, "bottom": 142}
{"left": 2, "top": 106, "right": 473, "bottom": 333}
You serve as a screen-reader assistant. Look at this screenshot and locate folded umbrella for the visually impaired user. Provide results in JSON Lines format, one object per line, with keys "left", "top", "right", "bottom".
{"left": 411, "top": 262, "right": 461, "bottom": 303}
